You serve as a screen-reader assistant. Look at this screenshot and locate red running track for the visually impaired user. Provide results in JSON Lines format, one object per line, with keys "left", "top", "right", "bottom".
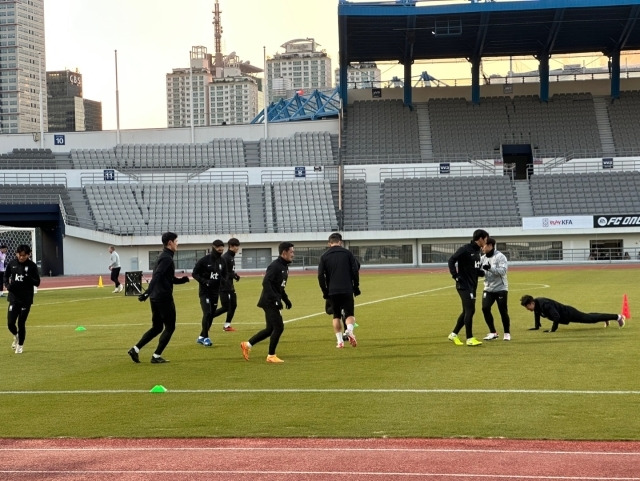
{"left": 0, "top": 438, "right": 639, "bottom": 480}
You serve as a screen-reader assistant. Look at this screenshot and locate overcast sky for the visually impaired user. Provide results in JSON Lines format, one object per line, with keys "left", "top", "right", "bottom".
{"left": 44, "top": 0, "right": 342, "bottom": 130}
{"left": 43, "top": 1, "right": 614, "bottom": 131}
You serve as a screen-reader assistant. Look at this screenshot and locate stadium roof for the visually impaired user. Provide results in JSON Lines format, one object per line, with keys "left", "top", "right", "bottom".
{"left": 338, "top": 0, "right": 640, "bottom": 63}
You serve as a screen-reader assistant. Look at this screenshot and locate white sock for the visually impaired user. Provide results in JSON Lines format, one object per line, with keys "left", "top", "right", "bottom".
{"left": 336, "top": 333, "right": 343, "bottom": 343}
{"left": 346, "top": 324, "right": 354, "bottom": 334}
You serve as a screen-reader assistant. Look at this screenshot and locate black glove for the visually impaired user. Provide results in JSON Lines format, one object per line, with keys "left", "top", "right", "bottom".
{"left": 138, "top": 292, "right": 150, "bottom": 302}
{"left": 452, "top": 275, "right": 460, "bottom": 282}
{"left": 234, "top": 274, "right": 240, "bottom": 282}
{"left": 182, "top": 276, "right": 189, "bottom": 283}
{"left": 483, "top": 264, "right": 491, "bottom": 271}
{"left": 353, "top": 287, "right": 361, "bottom": 297}
{"left": 275, "top": 300, "right": 282, "bottom": 310}
{"left": 283, "top": 298, "right": 292, "bottom": 310}
{"left": 322, "top": 292, "right": 328, "bottom": 300}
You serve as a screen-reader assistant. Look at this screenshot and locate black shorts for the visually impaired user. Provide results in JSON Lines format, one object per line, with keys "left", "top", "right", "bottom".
{"left": 329, "top": 293, "right": 354, "bottom": 319}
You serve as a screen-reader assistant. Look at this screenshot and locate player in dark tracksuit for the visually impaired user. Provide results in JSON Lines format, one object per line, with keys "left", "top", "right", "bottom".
{"left": 128, "top": 232, "right": 190, "bottom": 364}
{"left": 4, "top": 244, "right": 40, "bottom": 354}
{"left": 213, "top": 238, "right": 241, "bottom": 332}
{"left": 240, "top": 242, "right": 294, "bottom": 363}
{"left": 192, "top": 240, "right": 226, "bottom": 346}
{"left": 520, "top": 295, "right": 625, "bottom": 332}
{"left": 447, "top": 229, "right": 489, "bottom": 346}
{"left": 318, "top": 232, "right": 360, "bottom": 348}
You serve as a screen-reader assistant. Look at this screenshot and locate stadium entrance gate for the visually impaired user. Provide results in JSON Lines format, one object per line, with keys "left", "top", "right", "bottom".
{"left": 502, "top": 144, "right": 533, "bottom": 180}
{"left": 0, "top": 204, "right": 64, "bottom": 276}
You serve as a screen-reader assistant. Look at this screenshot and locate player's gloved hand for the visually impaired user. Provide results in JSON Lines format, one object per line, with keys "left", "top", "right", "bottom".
{"left": 283, "top": 299, "right": 292, "bottom": 310}
{"left": 182, "top": 276, "right": 190, "bottom": 282}
{"left": 483, "top": 264, "right": 491, "bottom": 270}
{"left": 452, "top": 275, "right": 460, "bottom": 282}
{"left": 138, "top": 292, "right": 150, "bottom": 302}
{"left": 234, "top": 274, "right": 241, "bottom": 281}
{"left": 353, "top": 287, "right": 361, "bottom": 297}
{"left": 322, "top": 292, "right": 328, "bottom": 299}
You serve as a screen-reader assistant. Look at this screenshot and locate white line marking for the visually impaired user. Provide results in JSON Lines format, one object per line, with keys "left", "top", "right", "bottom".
{"left": 0, "top": 388, "right": 638, "bottom": 395}
{"left": 0, "top": 447, "right": 638, "bottom": 455}
{"left": 0, "top": 470, "right": 637, "bottom": 479}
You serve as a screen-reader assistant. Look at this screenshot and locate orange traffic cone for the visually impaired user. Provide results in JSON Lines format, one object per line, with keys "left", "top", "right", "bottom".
{"left": 621, "top": 293, "right": 631, "bottom": 319}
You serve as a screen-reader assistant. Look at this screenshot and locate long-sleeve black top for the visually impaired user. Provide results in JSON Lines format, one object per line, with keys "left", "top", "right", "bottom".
{"left": 257, "top": 255, "right": 291, "bottom": 309}
{"left": 3, "top": 258, "right": 40, "bottom": 305}
{"left": 448, "top": 240, "right": 484, "bottom": 292}
{"left": 192, "top": 250, "right": 225, "bottom": 297}
{"left": 317, "top": 246, "right": 360, "bottom": 296}
{"left": 148, "top": 247, "right": 188, "bottom": 302}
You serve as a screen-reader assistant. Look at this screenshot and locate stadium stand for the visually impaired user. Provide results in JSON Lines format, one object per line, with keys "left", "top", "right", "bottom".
{"left": 381, "top": 176, "right": 521, "bottom": 230}
{"left": 70, "top": 139, "right": 247, "bottom": 171}
{"left": 530, "top": 171, "right": 640, "bottom": 216}
{"left": 268, "top": 180, "right": 338, "bottom": 233}
{"left": 343, "top": 100, "right": 421, "bottom": 164}
{"left": 0, "top": 184, "right": 75, "bottom": 216}
{"left": 84, "top": 183, "right": 250, "bottom": 235}
{"left": 0, "top": 148, "right": 57, "bottom": 169}
{"left": 259, "top": 131, "right": 336, "bottom": 166}
{"left": 426, "top": 94, "right": 601, "bottom": 160}
{"left": 607, "top": 90, "right": 640, "bottom": 156}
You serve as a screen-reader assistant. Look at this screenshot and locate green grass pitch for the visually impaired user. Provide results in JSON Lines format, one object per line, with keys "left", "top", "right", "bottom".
{"left": 1, "top": 266, "right": 638, "bottom": 439}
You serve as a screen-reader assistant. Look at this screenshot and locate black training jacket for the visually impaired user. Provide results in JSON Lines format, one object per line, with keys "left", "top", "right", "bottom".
{"left": 192, "top": 251, "right": 225, "bottom": 297}
{"left": 4, "top": 258, "right": 40, "bottom": 305}
{"left": 257, "top": 256, "right": 291, "bottom": 309}
{"left": 317, "top": 246, "right": 360, "bottom": 296}
{"left": 448, "top": 240, "right": 484, "bottom": 292}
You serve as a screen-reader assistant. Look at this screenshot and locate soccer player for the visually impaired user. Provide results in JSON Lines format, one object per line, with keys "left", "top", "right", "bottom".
{"left": 108, "top": 245, "right": 123, "bottom": 293}
{"left": 520, "top": 295, "right": 625, "bottom": 332}
{"left": 213, "top": 238, "right": 241, "bottom": 332}
{"left": 480, "top": 237, "right": 511, "bottom": 341}
{"left": 4, "top": 244, "right": 40, "bottom": 354}
{"left": 447, "top": 229, "right": 489, "bottom": 347}
{"left": 240, "top": 242, "right": 294, "bottom": 363}
{"left": 192, "top": 239, "right": 226, "bottom": 347}
{"left": 318, "top": 232, "right": 360, "bottom": 348}
{"left": 0, "top": 244, "right": 7, "bottom": 297}
{"left": 128, "top": 232, "right": 189, "bottom": 364}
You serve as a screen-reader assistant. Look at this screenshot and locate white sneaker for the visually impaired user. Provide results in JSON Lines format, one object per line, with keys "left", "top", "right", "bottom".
{"left": 11, "top": 334, "right": 18, "bottom": 349}
{"left": 503, "top": 333, "right": 511, "bottom": 341}
{"left": 483, "top": 333, "right": 499, "bottom": 340}
{"left": 117, "top": 285, "right": 124, "bottom": 293}
{"left": 336, "top": 342, "right": 344, "bottom": 348}
{"left": 112, "top": 288, "right": 119, "bottom": 293}
{"left": 15, "top": 345, "right": 23, "bottom": 354}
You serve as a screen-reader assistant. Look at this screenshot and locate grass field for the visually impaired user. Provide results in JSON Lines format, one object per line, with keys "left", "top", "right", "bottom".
{"left": 1, "top": 266, "right": 638, "bottom": 440}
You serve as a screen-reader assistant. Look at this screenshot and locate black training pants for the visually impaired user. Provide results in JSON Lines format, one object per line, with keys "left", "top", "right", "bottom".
{"left": 452, "top": 288, "right": 477, "bottom": 339}
{"left": 136, "top": 298, "right": 176, "bottom": 356}
{"left": 248, "top": 306, "right": 284, "bottom": 356}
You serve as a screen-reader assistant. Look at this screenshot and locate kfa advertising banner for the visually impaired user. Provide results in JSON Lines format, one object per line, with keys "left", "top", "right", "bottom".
{"left": 594, "top": 215, "right": 640, "bottom": 228}
{"left": 522, "top": 216, "right": 593, "bottom": 230}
